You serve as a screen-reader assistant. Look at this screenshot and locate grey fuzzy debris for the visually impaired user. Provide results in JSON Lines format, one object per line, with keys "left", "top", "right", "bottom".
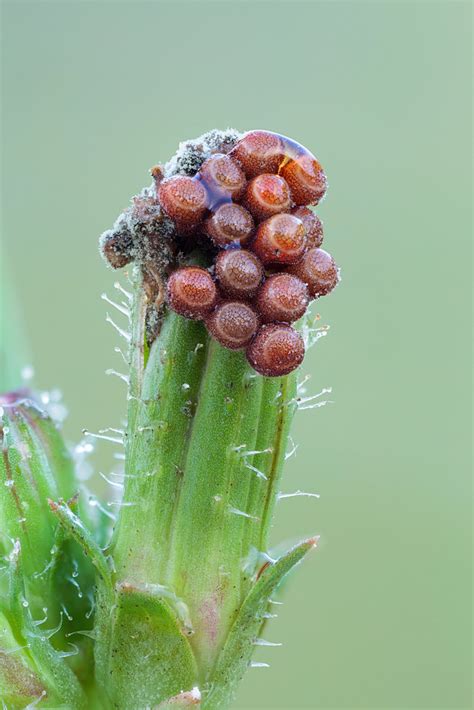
{"left": 99, "top": 128, "right": 243, "bottom": 342}
{"left": 99, "top": 128, "right": 242, "bottom": 271}
{"left": 163, "top": 128, "right": 242, "bottom": 178}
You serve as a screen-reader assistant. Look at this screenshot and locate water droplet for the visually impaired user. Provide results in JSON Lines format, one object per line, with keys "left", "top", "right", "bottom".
{"left": 21, "top": 365, "right": 34, "bottom": 382}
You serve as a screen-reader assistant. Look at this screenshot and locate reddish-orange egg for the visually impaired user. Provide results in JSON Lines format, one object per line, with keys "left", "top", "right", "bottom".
{"left": 246, "top": 324, "right": 305, "bottom": 377}
{"left": 158, "top": 175, "right": 208, "bottom": 232}
{"left": 206, "top": 301, "right": 259, "bottom": 350}
{"left": 280, "top": 152, "right": 327, "bottom": 206}
{"left": 256, "top": 273, "right": 309, "bottom": 323}
{"left": 167, "top": 266, "right": 217, "bottom": 319}
{"left": 199, "top": 153, "right": 246, "bottom": 203}
{"left": 204, "top": 203, "right": 255, "bottom": 247}
{"left": 244, "top": 174, "right": 291, "bottom": 222}
{"left": 251, "top": 213, "right": 306, "bottom": 265}
{"left": 215, "top": 249, "right": 264, "bottom": 300}
{"left": 291, "top": 207, "right": 324, "bottom": 248}
{"left": 287, "top": 248, "right": 339, "bottom": 298}
{"left": 230, "top": 130, "right": 284, "bottom": 178}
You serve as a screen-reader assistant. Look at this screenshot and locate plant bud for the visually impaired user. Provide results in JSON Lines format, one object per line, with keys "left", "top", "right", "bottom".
{"left": 0, "top": 393, "right": 76, "bottom": 581}
{"left": 0, "top": 391, "right": 95, "bottom": 647}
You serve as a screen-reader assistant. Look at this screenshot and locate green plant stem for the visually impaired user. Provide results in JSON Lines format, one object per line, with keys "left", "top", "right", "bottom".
{"left": 109, "top": 275, "right": 298, "bottom": 690}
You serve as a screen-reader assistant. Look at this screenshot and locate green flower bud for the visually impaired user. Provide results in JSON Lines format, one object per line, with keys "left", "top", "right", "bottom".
{"left": 0, "top": 392, "right": 95, "bottom": 663}
{"left": 0, "top": 540, "right": 87, "bottom": 707}
{"left": 0, "top": 392, "right": 75, "bottom": 580}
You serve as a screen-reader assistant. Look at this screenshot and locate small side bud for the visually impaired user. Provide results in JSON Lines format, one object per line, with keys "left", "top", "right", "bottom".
{"left": 0, "top": 392, "right": 94, "bottom": 637}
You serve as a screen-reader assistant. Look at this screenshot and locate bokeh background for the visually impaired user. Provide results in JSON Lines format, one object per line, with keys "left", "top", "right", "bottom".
{"left": 1, "top": 1, "right": 472, "bottom": 708}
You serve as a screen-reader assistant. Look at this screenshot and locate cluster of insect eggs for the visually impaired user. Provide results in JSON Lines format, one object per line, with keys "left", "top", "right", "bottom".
{"left": 159, "top": 131, "right": 339, "bottom": 377}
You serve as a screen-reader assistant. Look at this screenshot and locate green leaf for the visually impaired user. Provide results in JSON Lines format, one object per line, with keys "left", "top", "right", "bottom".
{"left": 0, "top": 394, "right": 96, "bottom": 645}
{"left": 3, "top": 541, "right": 87, "bottom": 708}
{"left": 203, "top": 538, "right": 317, "bottom": 709}
{"left": 0, "top": 610, "right": 47, "bottom": 707}
{"left": 98, "top": 583, "right": 199, "bottom": 709}
{"left": 0, "top": 396, "right": 76, "bottom": 573}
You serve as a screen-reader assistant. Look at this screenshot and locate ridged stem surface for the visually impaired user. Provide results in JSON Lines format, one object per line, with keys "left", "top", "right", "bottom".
{"left": 110, "top": 275, "right": 297, "bottom": 682}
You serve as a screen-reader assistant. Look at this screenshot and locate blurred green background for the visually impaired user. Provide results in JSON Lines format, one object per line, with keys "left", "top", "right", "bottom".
{"left": 1, "top": 1, "right": 471, "bottom": 708}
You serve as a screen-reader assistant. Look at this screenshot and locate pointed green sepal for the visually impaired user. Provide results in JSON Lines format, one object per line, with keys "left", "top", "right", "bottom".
{"left": 203, "top": 537, "right": 317, "bottom": 709}
{"left": 48, "top": 499, "right": 113, "bottom": 598}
